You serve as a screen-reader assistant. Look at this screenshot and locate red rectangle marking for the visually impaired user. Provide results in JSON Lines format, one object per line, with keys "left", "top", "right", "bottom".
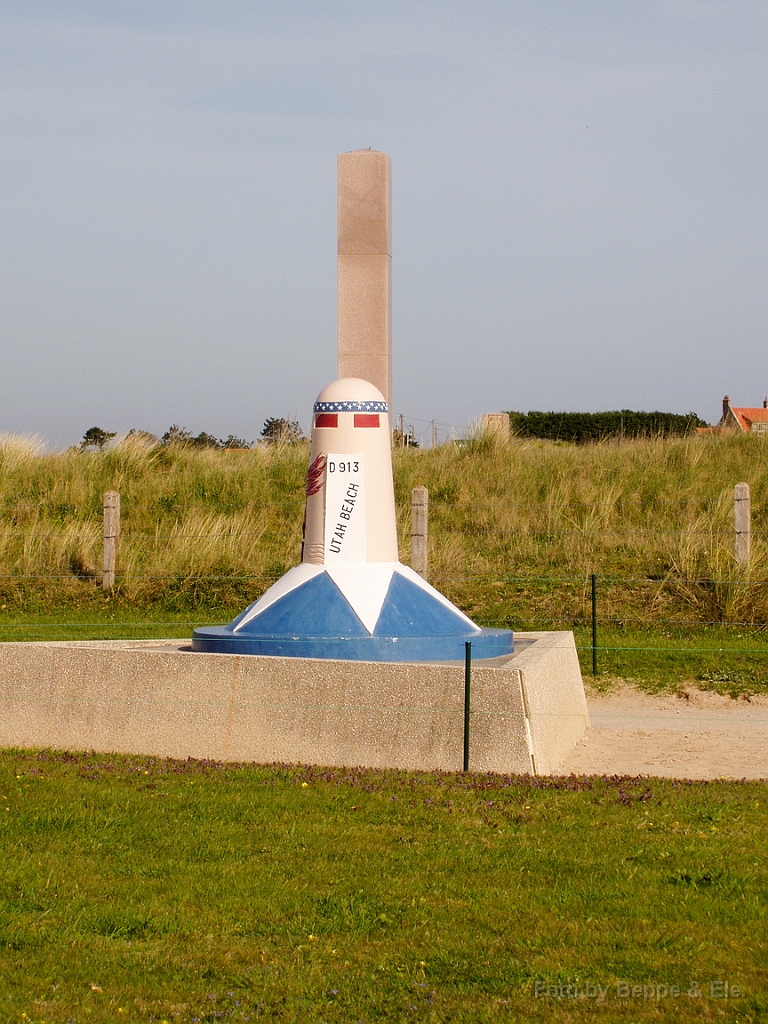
{"left": 315, "top": 413, "right": 338, "bottom": 428}
{"left": 354, "top": 414, "right": 380, "bottom": 428}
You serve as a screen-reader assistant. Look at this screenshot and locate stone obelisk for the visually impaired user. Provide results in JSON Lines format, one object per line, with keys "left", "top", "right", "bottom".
{"left": 337, "top": 150, "right": 392, "bottom": 410}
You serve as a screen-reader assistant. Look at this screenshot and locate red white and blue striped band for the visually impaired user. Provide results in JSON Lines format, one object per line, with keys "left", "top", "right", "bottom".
{"left": 313, "top": 400, "right": 388, "bottom": 413}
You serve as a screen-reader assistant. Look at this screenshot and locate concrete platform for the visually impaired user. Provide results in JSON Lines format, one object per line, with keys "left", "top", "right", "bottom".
{"left": 0, "top": 631, "right": 588, "bottom": 775}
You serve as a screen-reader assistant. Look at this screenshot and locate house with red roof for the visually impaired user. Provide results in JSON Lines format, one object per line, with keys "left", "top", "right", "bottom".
{"left": 717, "top": 396, "right": 768, "bottom": 434}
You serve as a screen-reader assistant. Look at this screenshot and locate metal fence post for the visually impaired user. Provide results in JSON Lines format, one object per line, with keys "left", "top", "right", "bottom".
{"left": 591, "top": 573, "right": 598, "bottom": 676}
{"left": 735, "top": 482, "right": 751, "bottom": 566}
{"left": 411, "top": 486, "right": 429, "bottom": 578}
{"left": 463, "top": 641, "right": 472, "bottom": 771}
{"left": 103, "top": 491, "right": 120, "bottom": 591}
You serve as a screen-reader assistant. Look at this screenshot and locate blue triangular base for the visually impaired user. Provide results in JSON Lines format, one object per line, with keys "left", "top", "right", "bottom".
{"left": 374, "top": 572, "right": 473, "bottom": 636}
{"left": 192, "top": 565, "right": 513, "bottom": 662}
{"left": 233, "top": 572, "right": 368, "bottom": 638}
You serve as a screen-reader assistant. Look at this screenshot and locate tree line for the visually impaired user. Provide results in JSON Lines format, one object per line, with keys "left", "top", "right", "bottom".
{"left": 79, "top": 418, "right": 304, "bottom": 451}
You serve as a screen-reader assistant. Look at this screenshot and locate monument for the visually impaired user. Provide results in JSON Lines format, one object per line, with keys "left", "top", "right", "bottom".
{"left": 192, "top": 377, "right": 513, "bottom": 660}
{"left": 194, "top": 148, "right": 512, "bottom": 659}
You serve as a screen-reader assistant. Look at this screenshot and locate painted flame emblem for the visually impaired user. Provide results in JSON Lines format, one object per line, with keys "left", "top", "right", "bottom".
{"left": 305, "top": 454, "right": 327, "bottom": 497}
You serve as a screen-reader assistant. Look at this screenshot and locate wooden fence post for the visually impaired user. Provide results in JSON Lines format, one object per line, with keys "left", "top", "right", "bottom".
{"left": 411, "top": 486, "right": 429, "bottom": 578}
{"left": 103, "top": 491, "right": 120, "bottom": 590}
{"left": 734, "top": 482, "right": 750, "bottom": 566}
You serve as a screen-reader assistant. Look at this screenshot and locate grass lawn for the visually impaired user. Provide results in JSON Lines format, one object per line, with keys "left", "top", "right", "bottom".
{"left": 1, "top": 751, "right": 766, "bottom": 1022}
{"left": 0, "top": 609, "right": 203, "bottom": 644}
{"left": 569, "top": 625, "right": 768, "bottom": 697}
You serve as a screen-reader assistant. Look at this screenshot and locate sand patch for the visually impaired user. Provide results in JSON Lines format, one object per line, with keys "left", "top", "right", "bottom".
{"left": 558, "top": 684, "right": 768, "bottom": 779}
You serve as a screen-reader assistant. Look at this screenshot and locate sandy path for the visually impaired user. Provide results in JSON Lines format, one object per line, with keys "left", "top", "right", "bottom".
{"left": 559, "top": 685, "right": 768, "bottom": 780}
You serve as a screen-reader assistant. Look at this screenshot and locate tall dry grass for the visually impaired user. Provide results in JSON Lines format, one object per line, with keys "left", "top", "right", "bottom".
{"left": 0, "top": 430, "right": 766, "bottom": 622}
{"left": 394, "top": 431, "right": 768, "bottom": 625}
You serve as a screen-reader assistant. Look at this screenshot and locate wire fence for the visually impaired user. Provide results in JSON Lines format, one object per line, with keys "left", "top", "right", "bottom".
{"left": 1, "top": 476, "right": 768, "bottom": 689}
{"left": 1, "top": 581, "right": 767, "bottom": 782}
{"left": 0, "top": 570, "right": 767, "bottom": 692}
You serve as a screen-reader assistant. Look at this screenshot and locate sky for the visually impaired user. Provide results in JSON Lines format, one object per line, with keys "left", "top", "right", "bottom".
{"left": 0, "top": 0, "right": 766, "bottom": 447}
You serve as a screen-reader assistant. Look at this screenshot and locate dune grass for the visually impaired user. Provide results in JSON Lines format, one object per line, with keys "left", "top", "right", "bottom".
{"left": 0, "top": 750, "right": 766, "bottom": 1023}
{"left": 0, "top": 432, "right": 308, "bottom": 611}
{"left": 1, "top": 429, "right": 767, "bottom": 613}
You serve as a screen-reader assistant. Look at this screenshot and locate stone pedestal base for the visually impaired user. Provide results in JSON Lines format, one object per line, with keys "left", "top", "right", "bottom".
{"left": 0, "top": 632, "right": 588, "bottom": 775}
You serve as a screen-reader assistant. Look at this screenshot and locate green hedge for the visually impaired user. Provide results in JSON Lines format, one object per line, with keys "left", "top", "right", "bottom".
{"left": 506, "top": 409, "right": 707, "bottom": 443}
